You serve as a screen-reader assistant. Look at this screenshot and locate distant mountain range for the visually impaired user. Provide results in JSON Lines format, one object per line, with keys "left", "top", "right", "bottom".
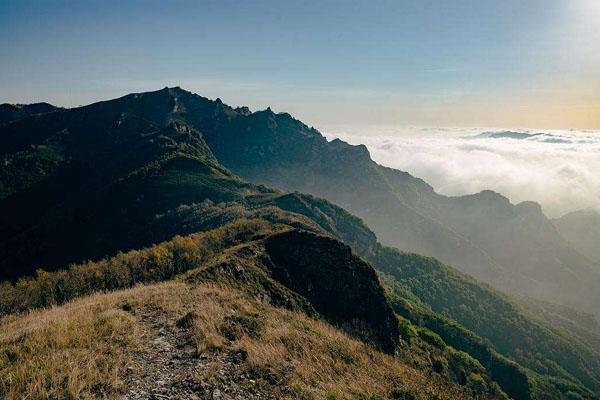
{"left": 469, "top": 130, "right": 571, "bottom": 143}
{"left": 150, "top": 88, "right": 597, "bottom": 318}
{"left": 473, "top": 131, "right": 540, "bottom": 140}
{"left": 1, "top": 87, "right": 599, "bottom": 400}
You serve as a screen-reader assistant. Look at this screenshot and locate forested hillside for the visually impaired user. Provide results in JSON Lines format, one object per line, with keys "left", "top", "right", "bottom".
{"left": 1, "top": 88, "right": 598, "bottom": 399}
{"left": 194, "top": 91, "right": 600, "bottom": 318}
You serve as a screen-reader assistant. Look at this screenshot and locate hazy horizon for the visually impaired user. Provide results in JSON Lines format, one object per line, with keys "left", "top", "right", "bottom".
{"left": 2, "top": 0, "right": 600, "bottom": 129}
{"left": 3, "top": 0, "right": 598, "bottom": 215}
{"left": 3, "top": 85, "right": 599, "bottom": 217}
{"left": 2, "top": 3, "right": 600, "bottom": 399}
{"left": 326, "top": 125, "right": 600, "bottom": 218}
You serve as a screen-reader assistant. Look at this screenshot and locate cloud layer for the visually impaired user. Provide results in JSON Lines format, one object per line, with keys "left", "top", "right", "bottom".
{"left": 325, "top": 126, "right": 600, "bottom": 217}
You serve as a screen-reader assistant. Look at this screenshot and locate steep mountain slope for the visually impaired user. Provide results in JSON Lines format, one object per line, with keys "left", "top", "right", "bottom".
{"left": 421, "top": 195, "right": 600, "bottom": 310}
{"left": 1, "top": 219, "right": 512, "bottom": 400}
{"left": 192, "top": 105, "right": 600, "bottom": 317}
{"left": 553, "top": 209, "right": 600, "bottom": 264}
{"left": 268, "top": 194, "right": 600, "bottom": 395}
{"left": 1, "top": 88, "right": 598, "bottom": 399}
{"left": 0, "top": 103, "right": 63, "bottom": 198}
{"left": 0, "top": 99, "right": 259, "bottom": 278}
{"left": 8, "top": 87, "right": 596, "bottom": 316}
{"left": 38, "top": 87, "right": 585, "bottom": 320}
{"left": 1, "top": 280, "right": 504, "bottom": 400}
{"left": 518, "top": 296, "right": 600, "bottom": 359}
{"left": 191, "top": 88, "right": 597, "bottom": 317}
{"left": 373, "top": 247, "right": 600, "bottom": 396}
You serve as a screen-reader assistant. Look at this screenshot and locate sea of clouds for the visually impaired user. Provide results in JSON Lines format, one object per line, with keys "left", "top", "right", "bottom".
{"left": 324, "top": 126, "right": 600, "bottom": 218}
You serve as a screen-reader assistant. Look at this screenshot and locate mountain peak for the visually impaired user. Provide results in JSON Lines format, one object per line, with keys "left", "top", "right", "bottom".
{"left": 471, "top": 189, "right": 510, "bottom": 204}
{"left": 2, "top": 88, "right": 600, "bottom": 399}
{"left": 329, "top": 138, "right": 371, "bottom": 159}
{"left": 235, "top": 106, "right": 251, "bottom": 115}
{"left": 515, "top": 200, "right": 543, "bottom": 214}
{"left": 0, "top": 101, "right": 55, "bottom": 109}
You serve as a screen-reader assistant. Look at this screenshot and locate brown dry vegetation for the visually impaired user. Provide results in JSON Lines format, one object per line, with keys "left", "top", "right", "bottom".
{"left": 0, "top": 290, "right": 141, "bottom": 399}
{"left": 0, "top": 280, "right": 487, "bottom": 400}
{"left": 194, "top": 287, "right": 462, "bottom": 400}
{"left": 0, "top": 219, "right": 286, "bottom": 315}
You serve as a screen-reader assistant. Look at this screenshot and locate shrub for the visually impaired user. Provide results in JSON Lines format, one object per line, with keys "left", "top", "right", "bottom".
{"left": 0, "top": 219, "right": 274, "bottom": 315}
{"left": 397, "top": 317, "right": 417, "bottom": 342}
{"left": 432, "top": 356, "right": 449, "bottom": 374}
{"left": 417, "top": 328, "right": 446, "bottom": 349}
{"left": 467, "top": 373, "right": 488, "bottom": 395}
{"left": 387, "top": 387, "right": 418, "bottom": 400}
{"left": 565, "top": 391, "right": 585, "bottom": 400}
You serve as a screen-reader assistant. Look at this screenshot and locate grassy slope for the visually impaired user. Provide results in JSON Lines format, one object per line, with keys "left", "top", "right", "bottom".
{"left": 0, "top": 90, "right": 597, "bottom": 399}
{"left": 191, "top": 88, "right": 600, "bottom": 320}
{"left": 0, "top": 215, "right": 593, "bottom": 400}
{"left": 270, "top": 193, "right": 600, "bottom": 397}
{"left": 1, "top": 223, "right": 507, "bottom": 400}
{"left": 0, "top": 293, "right": 138, "bottom": 399}
{"left": 4, "top": 187, "right": 592, "bottom": 399}
{"left": 0, "top": 219, "right": 400, "bottom": 353}
{"left": 0, "top": 282, "right": 498, "bottom": 400}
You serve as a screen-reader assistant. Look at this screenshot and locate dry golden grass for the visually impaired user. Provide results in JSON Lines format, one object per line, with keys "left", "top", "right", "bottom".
{"left": 0, "top": 290, "right": 142, "bottom": 399}
{"left": 1, "top": 280, "right": 478, "bottom": 400}
{"left": 185, "top": 285, "right": 473, "bottom": 400}
{"left": 0, "top": 281, "right": 199, "bottom": 400}
{"left": 0, "top": 219, "right": 285, "bottom": 316}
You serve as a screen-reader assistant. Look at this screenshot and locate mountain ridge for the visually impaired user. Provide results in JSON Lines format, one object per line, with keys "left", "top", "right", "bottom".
{"left": 1, "top": 88, "right": 599, "bottom": 399}
{"left": 144, "top": 87, "right": 598, "bottom": 317}
{"left": 0, "top": 102, "right": 60, "bottom": 125}
{"left": 2, "top": 86, "right": 598, "bottom": 317}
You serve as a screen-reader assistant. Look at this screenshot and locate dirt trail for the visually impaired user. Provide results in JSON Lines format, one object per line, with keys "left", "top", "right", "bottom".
{"left": 122, "top": 304, "right": 279, "bottom": 400}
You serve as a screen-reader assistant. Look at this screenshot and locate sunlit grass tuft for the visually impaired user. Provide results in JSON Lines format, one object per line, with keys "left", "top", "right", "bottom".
{"left": 0, "top": 292, "right": 141, "bottom": 399}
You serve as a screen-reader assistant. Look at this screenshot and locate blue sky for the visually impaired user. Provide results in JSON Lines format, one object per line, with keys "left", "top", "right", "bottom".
{"left": 1, "top": 0, "right": 599, "bottom": 128}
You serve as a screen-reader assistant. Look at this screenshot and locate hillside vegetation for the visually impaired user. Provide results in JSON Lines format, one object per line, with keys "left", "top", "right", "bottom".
{"left": 1, "top": 222, "right": 507, "bottom": 400}
{"left": 1, "top": 281, "right": 503, "bottom": 400}
{"left": 1, "top": 216, "right": 597, "bottom": 399}
{"left": 266, "top": 192, "right": 600, "bottom": 396}
{"left": 2, "top": 87, "right": 598, "bottom": 319}
{"left": 1, "top": 89, "right": 599, "bottom": 400}
{"left": 167, "top": 87, "right": 600, "bottom": 318}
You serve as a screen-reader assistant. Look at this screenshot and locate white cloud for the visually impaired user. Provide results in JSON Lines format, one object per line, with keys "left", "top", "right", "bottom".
{"left": 325, "top": 126, "right": 600, "bottom": 217}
